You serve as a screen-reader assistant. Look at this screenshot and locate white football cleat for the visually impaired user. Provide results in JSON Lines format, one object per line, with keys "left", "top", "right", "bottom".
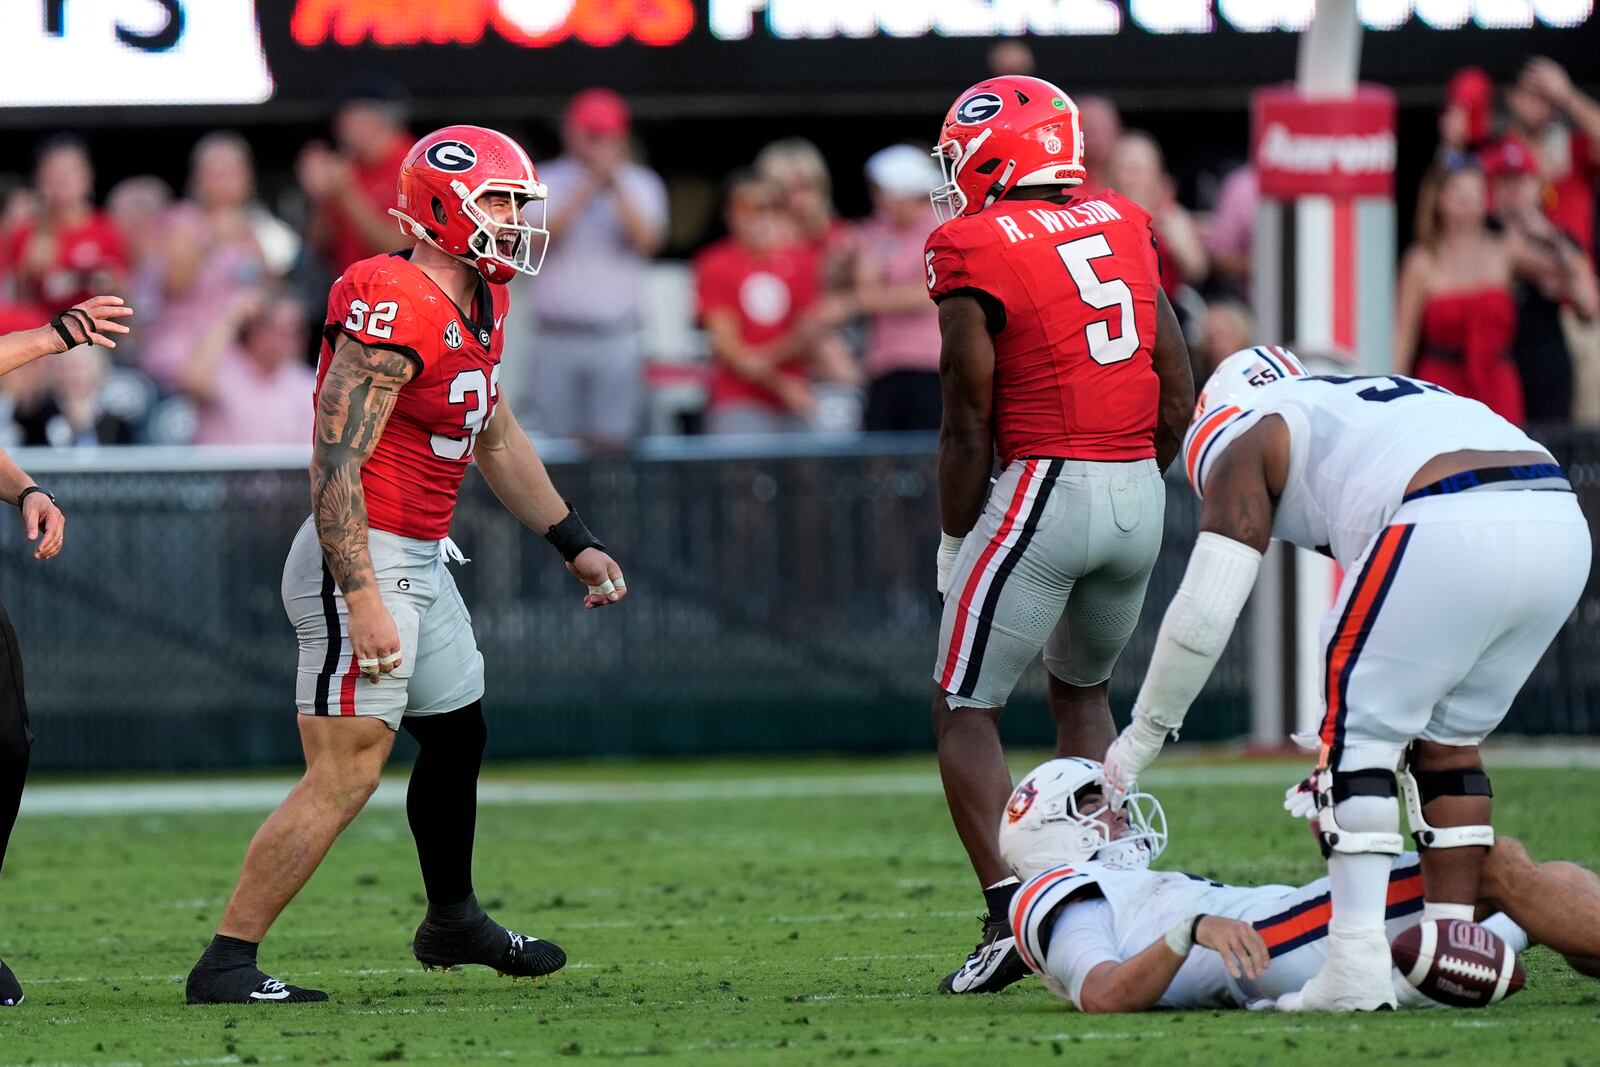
{"left": 1277, "top": 927, "right": 1398, "bottom": 1012}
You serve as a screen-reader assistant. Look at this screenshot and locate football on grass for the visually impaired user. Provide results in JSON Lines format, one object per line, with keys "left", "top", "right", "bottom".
{"left": 1391, "top": 919, "right": 1525, "bottom": 1007}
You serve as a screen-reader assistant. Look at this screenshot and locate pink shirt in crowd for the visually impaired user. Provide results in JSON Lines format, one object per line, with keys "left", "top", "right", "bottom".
{"left": 193, "top": 349, "right": 315, "bottom": 446}
{"left": 856, "top": 215, "right": 941, "bottom": 379}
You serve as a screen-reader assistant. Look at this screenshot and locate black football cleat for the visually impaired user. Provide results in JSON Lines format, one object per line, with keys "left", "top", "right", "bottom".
{"left": 939, "top": 913, "right": 1029, "bottom": 994}
{"left": 185, "top": 962, "right": 328, "bottom": 1005}
{"left": 413, "top": 912, "right": 566, "bottom": 981}
{"left": 0, "top": 958, "right": 21, "bottom": 1007}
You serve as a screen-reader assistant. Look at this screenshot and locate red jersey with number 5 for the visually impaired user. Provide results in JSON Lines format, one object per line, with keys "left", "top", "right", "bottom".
{"left": 317, "top": 251, "right": 508, "bottom": 540}
{"left": 925, "top": 191, "right": 1161, "bottom": 464}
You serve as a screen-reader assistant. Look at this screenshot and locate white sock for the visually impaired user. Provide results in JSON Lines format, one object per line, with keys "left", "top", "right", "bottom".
{"left": 1423, "top": 901, "right": 1477, "bottom": 923}
{"left": 1480, "top": 913, "right": 1530, "bottom": 954}
{"left": 1327, "top": 795, "right": 1399, "bottom": 935}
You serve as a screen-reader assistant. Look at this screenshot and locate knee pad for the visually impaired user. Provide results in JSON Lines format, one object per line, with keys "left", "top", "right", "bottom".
{"left": 1315, "top": 768, "right": 1405, "bottom": 859}
{"left": 1399, "top": 763, "right": 1494, "bottom": 851}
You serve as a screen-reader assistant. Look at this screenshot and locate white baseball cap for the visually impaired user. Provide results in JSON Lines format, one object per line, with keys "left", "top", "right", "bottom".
{"left": 866, "top": 144, "right": 943, "bottom": 197}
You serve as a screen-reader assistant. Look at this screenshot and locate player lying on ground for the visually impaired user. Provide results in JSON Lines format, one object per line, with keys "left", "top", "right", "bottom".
{"left": 186, "top": 127, "right": 627, "bottom": 1005}
{"left": 1001, "top": 758, "right": 1600, "bottom": 1013}
{"left": 924, "top": 75, "right": 1194, "bottom": 995}
{"left": 1101, "top": 345, "right": 1591, "bottom": 1011}
{"left": 0, "top": 296, "right": 129, "bottom": 1008}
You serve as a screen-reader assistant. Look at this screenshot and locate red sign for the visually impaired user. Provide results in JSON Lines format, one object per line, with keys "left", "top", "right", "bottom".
{"left": 291, "top": 0, "right": 695, "bottom": 49}
{"left": 1252, "top": 86, "right": 1397, "bottom": 200}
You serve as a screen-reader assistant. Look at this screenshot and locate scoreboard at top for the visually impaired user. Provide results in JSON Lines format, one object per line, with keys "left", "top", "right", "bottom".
{"left": 0, "top": 0, "right": 1593, "bottom": 109}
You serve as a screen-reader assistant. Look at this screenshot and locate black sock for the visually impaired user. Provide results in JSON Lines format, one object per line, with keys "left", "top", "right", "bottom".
{"left": 402, "top": 700, "right": 487, "bottom": 906}
{"left": 0, "top": 599, "right": 34, "bottom": 876}
{"left": 426, "top": 892, "right": 488, "bottom": 928}
{"left": 199, "top": 934, "right": 259, "bottom": 970}
{"left": 983, "top": 879, "right": 1019, "bottom": 922}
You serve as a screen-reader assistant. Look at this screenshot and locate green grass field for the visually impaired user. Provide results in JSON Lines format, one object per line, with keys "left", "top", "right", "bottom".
{"left": 2, "top": 752, "right": 1599, "bottom": 1067}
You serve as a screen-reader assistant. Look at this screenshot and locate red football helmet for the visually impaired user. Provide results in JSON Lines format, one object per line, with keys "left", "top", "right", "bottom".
{"left": 390, "top": 125, "right": 549, "bottom": 281}
{"left": 930, "top": 76, "right": 1085, "bottom": 224}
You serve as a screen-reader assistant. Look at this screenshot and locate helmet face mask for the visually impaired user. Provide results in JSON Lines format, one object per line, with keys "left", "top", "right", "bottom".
{"left": 999, "top": 757, "right": 1169, "bottom": 881}
{"left": 459, "top": 180, "right": 549, "bottom": 279}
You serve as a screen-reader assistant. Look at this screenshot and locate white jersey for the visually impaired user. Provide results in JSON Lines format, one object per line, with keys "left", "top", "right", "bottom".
{"left": 1186, "top": 375, "right": 1551, "bottom": 569}
{"left": 1007, "top": 854, "right": 1511, "bottom": 1010}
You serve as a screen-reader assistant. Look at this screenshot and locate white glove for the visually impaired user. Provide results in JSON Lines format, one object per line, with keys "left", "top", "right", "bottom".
{"left": 1102, "top": 715, "right": 1168, "bottom": 807}
{"left": 1282, "top": 768, "right": 1320, "bottom": 821}
{"left": 936, "top": 532, "right": 965, "bottom": 597}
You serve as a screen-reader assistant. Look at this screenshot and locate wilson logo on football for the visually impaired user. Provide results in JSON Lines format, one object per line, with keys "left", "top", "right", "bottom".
{"left": 425, "top": 141, "right": 478, "bottom": 173}
{"left": 291, "top": 0, "right": 695, "bottom": 48}
{"left": 1446, "top": 921, "right": 1496, "bottom": 956}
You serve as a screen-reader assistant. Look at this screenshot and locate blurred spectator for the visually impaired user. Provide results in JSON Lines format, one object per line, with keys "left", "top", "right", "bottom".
{"left": 106, "top": 175, "right": 174, "bottom": 276}
{"left": 299, "top": 84, "right": 412, "bottom": 274}
{"left": 12, "top": 346, "right": 136, "bottom": 447}
{"left": 1485, "top": 140, "right": 1600, "bottom": 424}
{"left": 854, "top": 145, "right": 943, "bottom": 432}
{"left": 986, "top": 41, "right": 1036, "bottom": 77}
{"left": 695, "top": 171, "right": 827, "bottom": 433}
{"left": 1395, "top": 164, "right": 1523, "bottom": 424}
{"left": 755, "top": 138, "right": 854, "bottom": 287}
{"left": 140, "top": 133, "right": 298, "bottom": 392}
{"left": 183, "top": 288, "right": 316, "bottom": 446}
{"left": 1437, "top": 68, "right": 1496, "bottom": 168}
{"left": 1204, "top": 164, "right": 1255, "bottom": 299}
{"left": 1076, "top": 95, "right": 1123, "bottom": 195}
{"left": 1505, "top": 58, "right": 1600, "bottom": 259}
{"left": 0, "top": 176, "right": 36, "bottom": 247}
{"left": 1106, "top": 131, "right": 1209, "bottom": 303}
{"left": 4, "top": 136, "right": 126, "bottom": 313}
{"left": 520, "top": 89, "right": 668, "bottom": 448}
{"left": 1200, "top": 297, "right": 1255, "bottom": 384}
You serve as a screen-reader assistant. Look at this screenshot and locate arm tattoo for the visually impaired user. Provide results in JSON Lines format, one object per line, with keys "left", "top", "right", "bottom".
{"left": 310, "top": 337, "right": 415, "bottom": 596}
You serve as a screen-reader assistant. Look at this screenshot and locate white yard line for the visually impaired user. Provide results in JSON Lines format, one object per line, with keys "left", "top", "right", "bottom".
{"left": 20, "top": 742, "right": 1599, "bottom": 817}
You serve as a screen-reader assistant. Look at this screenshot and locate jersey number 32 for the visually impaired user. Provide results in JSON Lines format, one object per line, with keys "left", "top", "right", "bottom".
{"left": 1056, "top": 234, "right": 1139, "bottom": 366}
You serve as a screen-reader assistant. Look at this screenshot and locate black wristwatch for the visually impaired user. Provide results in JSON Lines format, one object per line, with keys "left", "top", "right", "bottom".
{"left": 16, "top": 486, "right": 55, "bottom": 508}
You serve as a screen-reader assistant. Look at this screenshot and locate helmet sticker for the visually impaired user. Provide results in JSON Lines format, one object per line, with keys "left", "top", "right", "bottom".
{"left": 1052, "top": 97, "right": 1067, "bottom": 110}
{"left": 955, "top": 92, "right": 1004, "bottom": 125}
{"left": 1044, "top": 134, "right": 1063, "bottom": 154}
{"left": 425, "top": 140, "right": 478, "bottom": 172}
{"left": 1005, "top": 778, "right": 1038, "bottom": 823}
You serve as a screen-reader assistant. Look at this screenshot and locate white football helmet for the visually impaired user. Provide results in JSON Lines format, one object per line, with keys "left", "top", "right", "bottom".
{"left": 998, "top": 757, "right": 1168, "bottom": 881}
{"left": 1182, "top": 345, "right": 1308, "bottom": 495}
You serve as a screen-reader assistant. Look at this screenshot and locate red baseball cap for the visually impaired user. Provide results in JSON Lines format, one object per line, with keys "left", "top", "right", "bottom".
{"left": 566, "top": 88, "right": 630, "bottom": 136}
{"left": 1481, "top": 139, "right": 1541, "bottom": 180}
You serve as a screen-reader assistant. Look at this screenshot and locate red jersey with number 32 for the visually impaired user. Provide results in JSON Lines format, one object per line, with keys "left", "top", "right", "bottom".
{"left": 317, "top": 251, "right": 508, "bottom": 541}
{"left": 925, "top": 191, "right": 1161, "bottom": 464}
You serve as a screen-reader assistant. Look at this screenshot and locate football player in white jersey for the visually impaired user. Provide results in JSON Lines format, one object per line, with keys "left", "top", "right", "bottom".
{"left": 1100, "top": 346, "right": 1592, "bottom": 1011}
{"left": 1003, "top": 758, "right": 1600, "bottom": 1013}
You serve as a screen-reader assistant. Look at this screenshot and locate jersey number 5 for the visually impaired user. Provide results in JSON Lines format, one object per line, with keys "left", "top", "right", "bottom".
{"left": 344, "top": 299, "right": 399, "bottom": 341}
{"left": 431, "top": 367, "right": 500, "bottom": 461}
{"left": 1056, "top": 234, "right": 1139, "bottom": 366}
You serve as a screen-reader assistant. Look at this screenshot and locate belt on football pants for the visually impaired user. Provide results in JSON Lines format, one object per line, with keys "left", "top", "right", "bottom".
{"left": 1402, "top": 463, "right": 1572, "bottom": 503}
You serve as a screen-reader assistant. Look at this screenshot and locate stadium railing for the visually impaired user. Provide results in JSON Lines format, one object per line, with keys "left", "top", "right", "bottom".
{"left": 2, "top": 430, "right": 1593, "bottom": 772}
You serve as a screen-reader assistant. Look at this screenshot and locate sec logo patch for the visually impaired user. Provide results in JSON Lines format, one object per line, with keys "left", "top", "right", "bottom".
{"left": 443, "top": 321, "right": 463, "bottom": 349}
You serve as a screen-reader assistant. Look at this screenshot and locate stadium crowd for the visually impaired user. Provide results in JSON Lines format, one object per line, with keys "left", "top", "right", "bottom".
{"left": 0, "top": 55, "right": 1595, "bottom": 449}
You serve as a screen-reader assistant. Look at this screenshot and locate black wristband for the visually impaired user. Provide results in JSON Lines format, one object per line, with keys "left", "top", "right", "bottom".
{"left": 1190, "top": 914, "right": 1206, "bottom": 943}
{"left": 544, "top": 504, "right": 605, "bottom": 562}
{"left": 16, "top": 485, "right": 54, "bottom": 508}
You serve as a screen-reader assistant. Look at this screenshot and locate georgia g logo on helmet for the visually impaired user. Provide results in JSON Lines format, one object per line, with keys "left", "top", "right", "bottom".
{"left": 424, "top": 140, "right": 478, "bottom": 173}
{"left": 955, "top": 92, "right": 1004, "bottom": 125}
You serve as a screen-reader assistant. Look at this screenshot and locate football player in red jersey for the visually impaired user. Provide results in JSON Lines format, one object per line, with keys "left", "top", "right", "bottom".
{"left": 187, "top": 126, "right": 628, "bottom": 1005}
{"left": 924, "top": 77, "right": 1195, "bottom": 994}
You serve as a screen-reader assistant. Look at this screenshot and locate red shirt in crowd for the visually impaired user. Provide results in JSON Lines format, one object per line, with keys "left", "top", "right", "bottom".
{"left": 694, "top": 237, "right": 820, "bottom": 412}
{"left": 4, "top": 213, "right": 127, "bottom": 310}
{"left": 924, "top": 190, "right": 1163, "bottom": 466}
{"left": 325, "top": 137, "right": 412, "bottom": 274}
{"left": 317, "top": 251, "right": 508, "bottom": 541}
{"left": 1519, "top": 128, "right": 1598, "bottom": 255}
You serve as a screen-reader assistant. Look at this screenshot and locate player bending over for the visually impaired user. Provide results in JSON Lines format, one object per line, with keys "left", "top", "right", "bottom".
{"left": 1002, "top": 758, "right": 1600, "bottom": 1013}
{"left": 0, "top": 296, "right": 130, "bottom": 1007}
{"left": 925, "top": 75, "right": 1194, "bottom": 994}
{"left": 186, "top": 127, "right": 627, "bottom": 1005}
{"left": 1101, "top": 347, "right": 1590, "bottom": 1010}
